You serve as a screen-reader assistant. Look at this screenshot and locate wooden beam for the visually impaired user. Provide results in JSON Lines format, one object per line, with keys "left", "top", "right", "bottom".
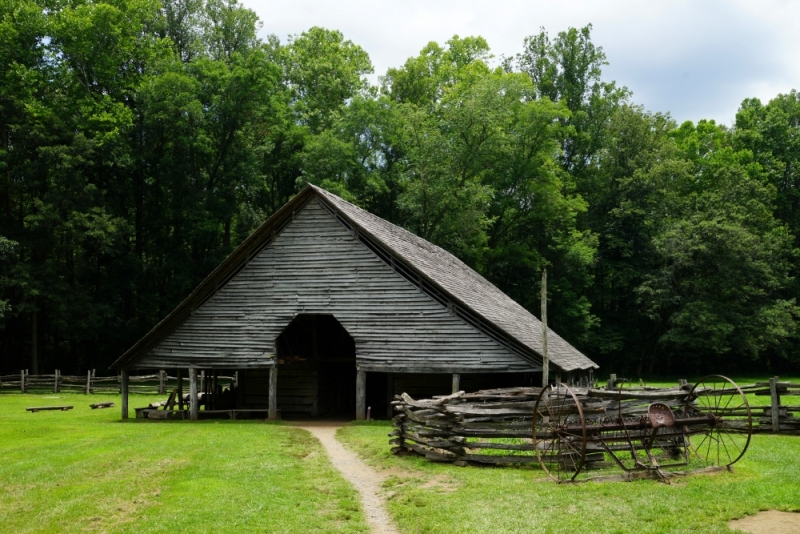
{"left": 189, "top": 368, "right": 199, "bottom": 421}
{"left": 452, "top": 373, "right": 461, "bottom": 394}
{"left": 770, "top": 376, "right": 780, "bottom": 433}
{"left": 268, "top": 366, "right": 278, "bottom": 420}
{"left": 357, "top": 365, "right": 542, "bottom": 374}
{"left": 121, "top": 370, "right": 129, "bottom": 420}
{"left": 356, "top": 370, "right": 366, "bottom": 421}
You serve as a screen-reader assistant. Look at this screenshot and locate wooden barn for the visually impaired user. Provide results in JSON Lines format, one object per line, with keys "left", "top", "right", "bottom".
{"left": 110, "top": 185, "right": 597, "bottom": 420}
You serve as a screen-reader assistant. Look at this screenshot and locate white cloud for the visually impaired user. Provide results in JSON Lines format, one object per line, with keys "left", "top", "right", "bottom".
{"left": 244, "top": 0, "right": 800, "bottom": 124}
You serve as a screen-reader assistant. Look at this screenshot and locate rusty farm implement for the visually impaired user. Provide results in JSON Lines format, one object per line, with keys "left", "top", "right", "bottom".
{"left": 532, "top": 375, "right": 753, "bottom": 482}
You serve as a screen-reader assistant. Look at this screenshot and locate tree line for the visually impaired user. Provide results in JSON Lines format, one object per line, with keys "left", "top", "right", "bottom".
{"left": 2, "top": 0, "right": 799, "bottom": 376}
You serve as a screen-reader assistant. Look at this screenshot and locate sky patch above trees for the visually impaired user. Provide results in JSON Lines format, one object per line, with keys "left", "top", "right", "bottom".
{"left": 244, "top": 0, "right": 800, "bottom": 125}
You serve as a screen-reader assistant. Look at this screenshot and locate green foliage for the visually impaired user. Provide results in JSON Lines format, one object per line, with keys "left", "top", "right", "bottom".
{"left": 0, "top": 4, "right": 798, "bottom": 376}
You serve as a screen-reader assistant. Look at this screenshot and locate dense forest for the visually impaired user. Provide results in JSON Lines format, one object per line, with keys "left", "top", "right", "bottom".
{"left": 1, "top": 0, "right": 799, "bottom": 376}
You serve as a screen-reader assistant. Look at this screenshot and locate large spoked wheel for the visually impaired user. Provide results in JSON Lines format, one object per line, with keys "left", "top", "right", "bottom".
{"left": 533, "top": 383, "right": 587, "bottom": 482}
{"left": 683, "top": 375, "right": 752, "bottom": 467}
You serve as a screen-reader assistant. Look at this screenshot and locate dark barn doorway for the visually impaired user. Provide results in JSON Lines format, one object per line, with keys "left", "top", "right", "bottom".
{"left": 275, "top": 314, "right": 356, "bottom": 417}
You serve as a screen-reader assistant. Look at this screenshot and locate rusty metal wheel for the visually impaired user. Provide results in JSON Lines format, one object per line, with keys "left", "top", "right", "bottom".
{"left": 684, "top": 375, "right": 752, "bottom": 467}
{"left": 533, "top": 382, "right": 588, "bottom": 482}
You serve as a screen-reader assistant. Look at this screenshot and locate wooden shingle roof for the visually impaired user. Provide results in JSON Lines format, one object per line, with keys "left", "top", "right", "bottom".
{"left": 312, "top": 186, "right": 598, "bottom": 372}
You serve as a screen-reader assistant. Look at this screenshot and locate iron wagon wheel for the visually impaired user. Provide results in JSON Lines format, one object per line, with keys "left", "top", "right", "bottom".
{"left": 684, "top": 375, "right": 752, "bottom": 467}
{"left": 533, "top": 382, "right": 588, "bottom": 483}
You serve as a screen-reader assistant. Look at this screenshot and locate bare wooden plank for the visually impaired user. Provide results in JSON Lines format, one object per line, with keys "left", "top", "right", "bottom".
{"left": 27, "top": 406, "right": 74, "bottom": 412}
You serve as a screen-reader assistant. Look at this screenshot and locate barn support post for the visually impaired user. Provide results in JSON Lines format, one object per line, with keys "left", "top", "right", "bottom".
{"left": 268, "top": 366, "right": 278, "bottom": 420}
{"left": 451, "top": 373, "right": 460, "bottom": 394}
{"left": 86, "top": 370, "right": 91, "bottom": 395}
{"left": 121, "top": 370, "right": 129, "bottom": 420}
{"left": 177, "top": 369, "right": 185, "bottom": 416}
{"left": 189, "top": 369, "right": 199, "bottom": 421}
{"left": 356, "top": 370, "right": 366, "bottom": 421}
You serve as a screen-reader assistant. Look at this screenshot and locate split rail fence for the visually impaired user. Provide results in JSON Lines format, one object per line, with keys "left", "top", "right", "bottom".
{"left": 390, "top": 377, "right": 800, "bottom": 466}
{"left": 0, "top": 370, "right": 237, "bottom": 396}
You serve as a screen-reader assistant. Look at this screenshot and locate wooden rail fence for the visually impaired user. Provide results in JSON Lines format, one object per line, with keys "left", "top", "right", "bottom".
{"left": 391, "top": 377, "right": 800, "bottom": 466}
{"left": 0, "top": 370, "right": 237, "bottom": 395}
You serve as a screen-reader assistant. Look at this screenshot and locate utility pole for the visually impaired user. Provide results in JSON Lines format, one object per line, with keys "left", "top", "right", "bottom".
{"left": 541, "top": 269, "right": 549, "bottom": 387}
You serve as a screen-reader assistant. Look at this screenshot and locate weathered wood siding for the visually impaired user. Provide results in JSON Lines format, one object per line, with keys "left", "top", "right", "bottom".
{"left": 133, "top": 199, "right": 537, "bottom": 373}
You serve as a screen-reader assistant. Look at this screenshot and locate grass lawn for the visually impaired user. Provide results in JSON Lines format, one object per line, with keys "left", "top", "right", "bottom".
{"left": 339, "top": 380, "right": 800, "bottom": 534}
{"left": 0, "top": 393, "right": 368, "bottom": 533}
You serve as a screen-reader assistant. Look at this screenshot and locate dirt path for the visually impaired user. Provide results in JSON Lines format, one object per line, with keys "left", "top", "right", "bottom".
{"left": 295, "top": 422, "right": 399, "bottom": 534}
{"left": 729, "top": 511, "right": 800, "bottom": 533}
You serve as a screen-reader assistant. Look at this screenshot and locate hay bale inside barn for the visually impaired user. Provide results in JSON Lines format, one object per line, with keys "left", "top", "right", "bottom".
{"left": 110, "top": 185, "right": 597, "bottom": 420}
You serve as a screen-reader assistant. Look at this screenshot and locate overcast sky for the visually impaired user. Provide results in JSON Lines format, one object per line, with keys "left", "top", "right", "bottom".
{"left": 241, "top": 0, "right": 800, "bottom": 125}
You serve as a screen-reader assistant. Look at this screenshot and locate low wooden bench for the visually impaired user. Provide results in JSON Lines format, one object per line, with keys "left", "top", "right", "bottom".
{"left": 26, "top": 405, "right": 73, "bottom": 412}
{"left": 90, "top": 402, "right": 115, "bottom": 409}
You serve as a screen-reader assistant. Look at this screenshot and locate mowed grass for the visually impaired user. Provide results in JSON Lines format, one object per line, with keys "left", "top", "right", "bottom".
{"left": 0, "top": 393, "right": 368, "bottom": 533}
{"left": 339, "top": 421, "right": 800, "bottom": 533}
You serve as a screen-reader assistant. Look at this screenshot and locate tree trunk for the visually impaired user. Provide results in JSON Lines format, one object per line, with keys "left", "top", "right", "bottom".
{"left": 31, "top": 307, "right": 38, "bottom": 375}
{"left": 223, "top": 217, "right": 231, "bottom": 249}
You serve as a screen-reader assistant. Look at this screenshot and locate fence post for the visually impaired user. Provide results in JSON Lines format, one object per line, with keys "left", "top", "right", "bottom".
{"left": 606, "top": 373, "right": 617, "bottom": 390}
{"left": 158, "top": 370, "right": 165, "bottom": 394}
{"left": 451, "top": 373, "right": 460, "bottom": 394}
{"left": 21, "top": 370, "right": 25, "bottom": 393}
{"left": 54, "top": 369, "right": 59, "bottom": 393}
{"left": 769, "top": 376, "right": 781, "bottom": 433}
{"left": 86, "top": 370, "right": 91, "bottom": 395}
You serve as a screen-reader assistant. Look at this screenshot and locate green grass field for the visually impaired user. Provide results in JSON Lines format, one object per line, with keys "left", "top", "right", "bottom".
{"left": 2, "top": 379, "right": 799, "bottom": 534}
{"left": 0, "top": 393, "right": 368, "bottom": 533}
{"left": 338, "top": 409, "right": 800, "bottom": 534}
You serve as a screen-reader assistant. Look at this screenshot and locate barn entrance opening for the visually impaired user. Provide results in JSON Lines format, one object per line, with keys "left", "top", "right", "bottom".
{"left": 275, "top": 314, "right": 356, "bottom": 418}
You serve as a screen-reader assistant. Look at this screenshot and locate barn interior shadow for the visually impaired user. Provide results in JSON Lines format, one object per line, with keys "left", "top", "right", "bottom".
{"left": 274, "top": 314, "right": 360, "bottom": 420}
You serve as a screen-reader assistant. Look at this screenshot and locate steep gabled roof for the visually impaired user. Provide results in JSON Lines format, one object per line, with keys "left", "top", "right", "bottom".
{"left": 311, "top": 187, "right": 597, "bottom": 372}
{"left": 111, "top": 185, "right": 597, "bottom": 372}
